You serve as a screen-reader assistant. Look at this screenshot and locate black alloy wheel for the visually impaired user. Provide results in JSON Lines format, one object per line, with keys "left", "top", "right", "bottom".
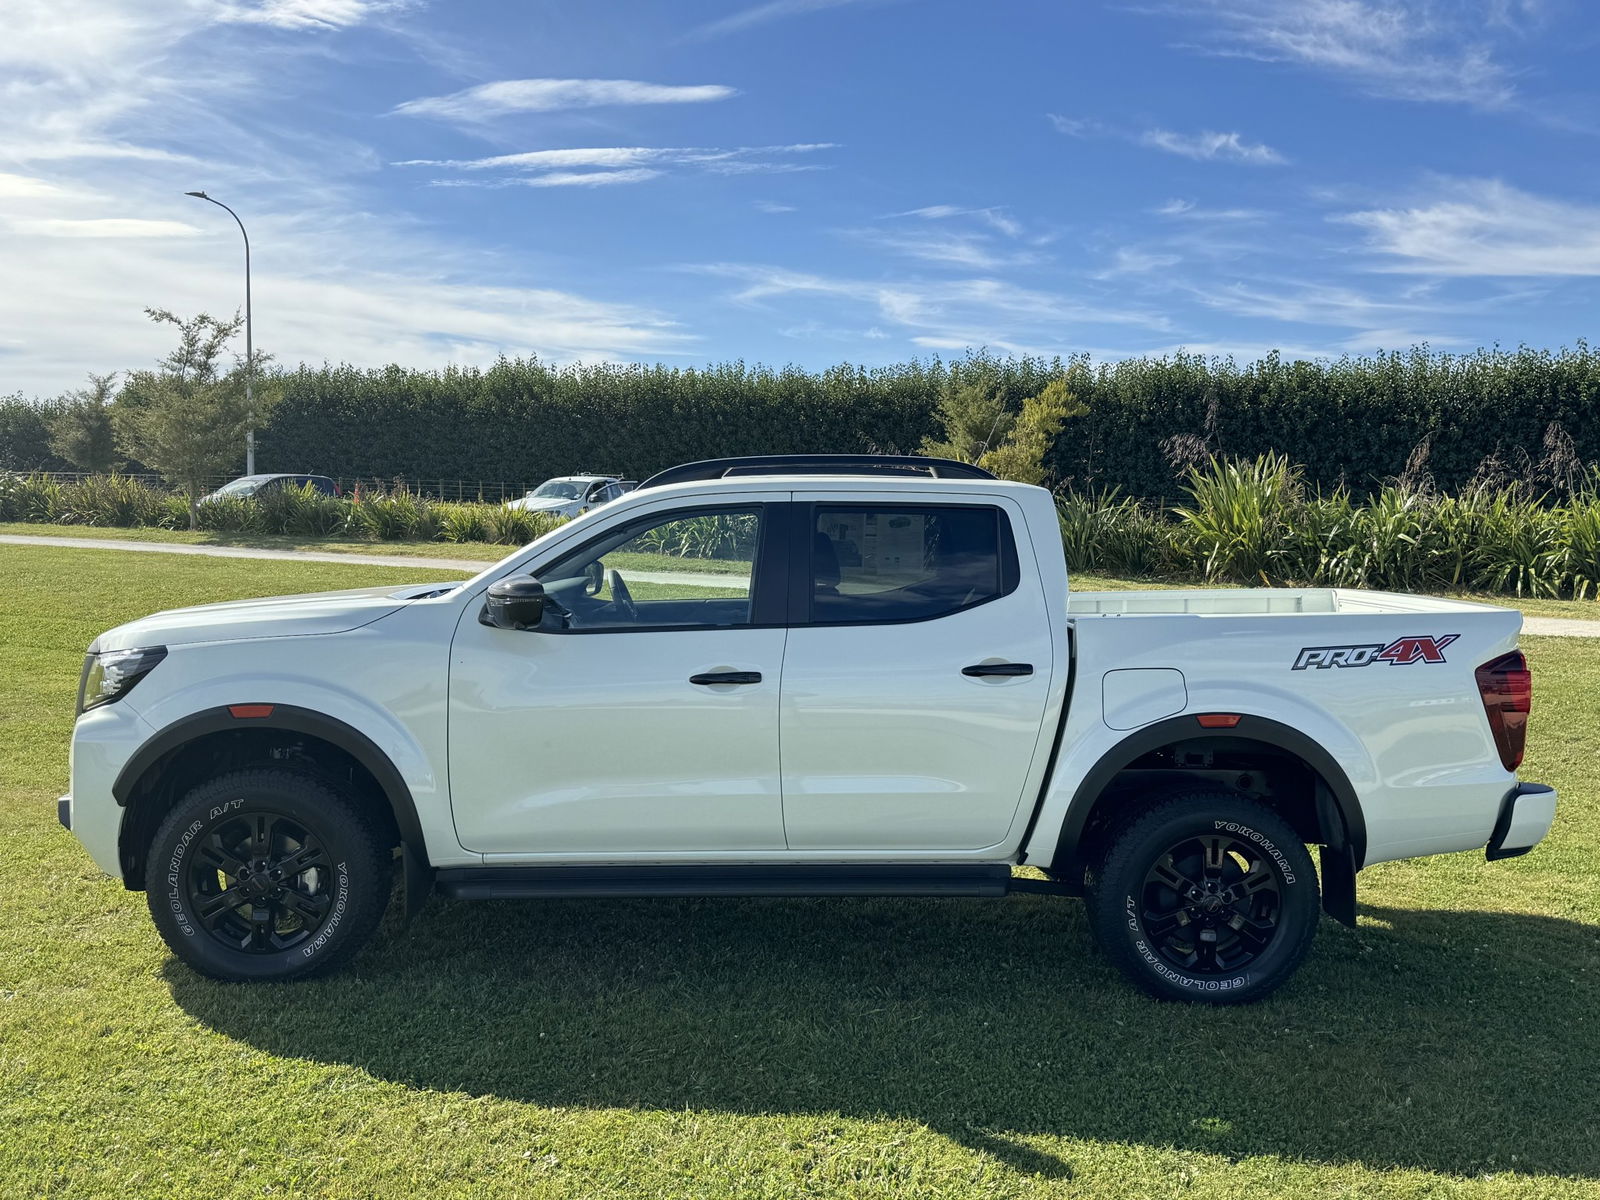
{"left": 1138, "top": 830, "right": 1284, "bottom": 975}
{"left": 183, "top": 809, "right": 337, "bottom": 954}
{"left": 1084, "top": 792, "right": 1320, "bottom": 1004}
{"left": 147, "top": 768, "right": 392, "bottom": 982}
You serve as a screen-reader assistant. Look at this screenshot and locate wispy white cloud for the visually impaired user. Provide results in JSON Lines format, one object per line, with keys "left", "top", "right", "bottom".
{"left": 1048, "top": 113, "right": 1285, "bottom": 164}
{"left": 11, "top": 218, "right": 202, "bottom": 238}
{"left": 896, "top": 204, "right": 1026, "bottom": 238}
{"left": 855, "top": 204, "right": 1044, "bottom": 269}
{"left": 399, "top": 144, "right": 837, "bottom": 189}
{"left": 689, "top": 0, "right": 893, "bottom": 39}
{"left": 1139, "top": 128, "right": 1286, "bottom": 164}
{"left": 694, "top": 263, "right": 1171, "bottom": 359}
{"left": 1339, "top": 178, "right": 1600, "bottom": 275}
{"left": 851, "top": 229, "right": 1043, "bottom": 269}
{"left": 0, "top": 172, "right": 71, "bottom": 199}
{"left": 392, "top": 79, "right": 737, "bottom": 122}
{"left": 755, "top": 201, "right": 797, "bottom": 213}
{"left": 217, "top": 0, "right": 404, "bottom": 30}
{"left": 518, "top": 169, "right": 663, "bottom": 188}
{"left": 1160, "top": 0, "right": 1524, "bottom": 108}
{"left": 1046, "top": 114, "right": 1102, "bottom": 137}
{"left": 1094, "top": 248, "right": 1182, "bottom": 278}
{"left": 1154, "top": 198, "right": 1270, "bottom": 220}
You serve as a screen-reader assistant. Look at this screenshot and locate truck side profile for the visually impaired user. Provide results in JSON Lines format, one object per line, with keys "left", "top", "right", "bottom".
{"left": 59, "top": 456, "right": 1556, "bottom": 1002}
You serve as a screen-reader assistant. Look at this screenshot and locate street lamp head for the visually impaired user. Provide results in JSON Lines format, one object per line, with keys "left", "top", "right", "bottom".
{"left": 184, "top": 190, "right": 208, "bottom": 198}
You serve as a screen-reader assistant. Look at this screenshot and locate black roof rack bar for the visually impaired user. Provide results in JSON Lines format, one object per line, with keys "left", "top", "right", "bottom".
{"left": 636, "top": 454, "right": 996, "bottom": 491}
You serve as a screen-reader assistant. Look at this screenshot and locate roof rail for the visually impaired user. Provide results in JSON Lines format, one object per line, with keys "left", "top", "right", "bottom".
{"left": 636, "top": 454, "right": 996, "bottom": 491}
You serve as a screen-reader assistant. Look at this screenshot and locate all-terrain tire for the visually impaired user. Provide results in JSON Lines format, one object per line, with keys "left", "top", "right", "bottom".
{"left": 146, "top": 768, "right": 391, "bottom": 982}
{"left": 1084, "top": 792, "right": 1319, "bottom": 1004}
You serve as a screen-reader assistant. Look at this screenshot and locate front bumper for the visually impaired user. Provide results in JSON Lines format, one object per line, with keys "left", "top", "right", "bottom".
{"left": 1486, "top": 782, "right": 1557, "bottom": 861}
{"left": 65, "top": 701, "right": 156, "bottom": 877}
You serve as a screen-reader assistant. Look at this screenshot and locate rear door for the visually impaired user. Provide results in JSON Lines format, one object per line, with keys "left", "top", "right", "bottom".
{"left": 777, "top": 494, "right": 1057, "bottom": 851}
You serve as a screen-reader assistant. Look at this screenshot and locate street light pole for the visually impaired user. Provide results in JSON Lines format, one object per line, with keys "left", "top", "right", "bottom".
{"left": 184, "top": 191, "right": 255, "bottom": 474}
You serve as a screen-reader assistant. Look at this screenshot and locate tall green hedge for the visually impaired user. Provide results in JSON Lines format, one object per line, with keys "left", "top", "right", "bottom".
{"left": 0, "top": 394, "right": 69, "bottom": 472}
{"left": 8, "top": 345, "right": 1600, "bottom": 497}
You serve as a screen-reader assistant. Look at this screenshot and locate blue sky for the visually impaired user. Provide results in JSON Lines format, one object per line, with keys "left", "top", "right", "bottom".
{"left": 6, "top": 0, "right": 1600, "bottom": 396}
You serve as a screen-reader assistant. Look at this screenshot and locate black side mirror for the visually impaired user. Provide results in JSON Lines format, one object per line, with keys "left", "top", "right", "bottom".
{"left": 482, "top": 577, "right": 546, "bottom": 630}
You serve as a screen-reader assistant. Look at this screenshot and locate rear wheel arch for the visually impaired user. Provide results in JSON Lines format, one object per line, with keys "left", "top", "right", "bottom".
{"left": 114, "top": 705, "right": 427, "bottom": 889}
{"left": 1046, "top": 714, "right": 1366, "bottom": 917}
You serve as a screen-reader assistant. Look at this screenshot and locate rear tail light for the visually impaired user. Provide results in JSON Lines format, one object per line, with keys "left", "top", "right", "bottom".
{"left": 1476, "top": 651, "right": 1531, "bottom": 771}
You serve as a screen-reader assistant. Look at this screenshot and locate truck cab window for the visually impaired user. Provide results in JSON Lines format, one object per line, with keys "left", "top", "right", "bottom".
{"left": 535, "top": 507, "right": 762, "bottom": 631}
{"left": 809, "top": 504, "right": 1014, "bottom": 624}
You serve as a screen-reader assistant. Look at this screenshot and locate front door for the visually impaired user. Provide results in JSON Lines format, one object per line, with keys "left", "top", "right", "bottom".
{"left": 778, "top": 497, "right": 1056, "bottom": 852}
{"left": 448, "top": 501, "right": 786, "bottom": 855}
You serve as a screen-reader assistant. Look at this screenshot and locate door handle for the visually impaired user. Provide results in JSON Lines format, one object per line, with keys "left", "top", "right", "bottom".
{"left": 690, "top": 671, "right": 763, "bottom": 685}
{"left": 962, "top": 662, "right": 1033, "bottom": 678}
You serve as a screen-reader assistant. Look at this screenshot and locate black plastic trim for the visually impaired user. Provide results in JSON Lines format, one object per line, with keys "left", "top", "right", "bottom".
{"left": 1047, "top": 712, "right": 1368, "bottom": 878}
{"left": 637, "top": 455, "right": 996, "bottom": 491}
{"left": 435, "top": 862, "right": 1013, "bottom": 900}
{"left": 1486, "top": 782, "right": 1554, "bottom": 861}
{"left": 57, "top": 795, "right": 71, "bottom": 830}
{"left": 112, "top": 705, "right": 428, "bottom": 858}
{"left": 1320, "top": 843, "right": 1358, "bottom": 927}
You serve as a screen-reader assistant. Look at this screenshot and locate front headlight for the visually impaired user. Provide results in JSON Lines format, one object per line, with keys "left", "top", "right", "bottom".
{"left": 78, "top": 646, "right": 168, "bottom": 714}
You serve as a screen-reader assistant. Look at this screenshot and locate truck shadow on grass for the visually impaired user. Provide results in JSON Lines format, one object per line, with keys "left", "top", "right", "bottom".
{"left": 166, "top": 893, "right": 1600, "bottom": 1181}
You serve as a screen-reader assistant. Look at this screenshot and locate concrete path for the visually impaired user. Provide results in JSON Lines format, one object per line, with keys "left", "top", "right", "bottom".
{"left": 0, "top": 533, "right": 745, "bottom": 591}
{"left": 4, "top": 532, "right": 1598, "bottom": 632}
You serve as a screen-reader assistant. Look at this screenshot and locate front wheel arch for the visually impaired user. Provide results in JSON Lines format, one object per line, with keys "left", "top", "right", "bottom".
{"left": 115, "top": 706, "right": 426, "bottom": 889}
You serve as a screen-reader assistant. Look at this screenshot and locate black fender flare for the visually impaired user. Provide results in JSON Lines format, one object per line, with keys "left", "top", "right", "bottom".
{"left": 1045, "top": 713, "right": 1367, "bottom": 924}
{"left": 114, "top": 704, "right": 431, "bottom": 875}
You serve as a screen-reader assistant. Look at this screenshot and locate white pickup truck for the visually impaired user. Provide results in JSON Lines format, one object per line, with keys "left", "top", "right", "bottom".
{"left": 59, "top": 455, "right": 1555, "bottom": 1003}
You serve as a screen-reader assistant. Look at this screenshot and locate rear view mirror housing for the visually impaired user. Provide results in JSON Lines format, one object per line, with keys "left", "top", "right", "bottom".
{"left": 482, "top": 578, "right": 546, "bottom": 630}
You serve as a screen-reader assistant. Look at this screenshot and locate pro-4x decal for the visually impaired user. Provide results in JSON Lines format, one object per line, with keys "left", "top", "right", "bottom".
{"left": 1292, "top": 635, "right": 1459, "bottom": 671}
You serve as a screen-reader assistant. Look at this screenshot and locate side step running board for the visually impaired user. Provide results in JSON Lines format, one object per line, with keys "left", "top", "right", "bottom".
{"left": 433, "top": 863, "right": 1049, "bottom": 901}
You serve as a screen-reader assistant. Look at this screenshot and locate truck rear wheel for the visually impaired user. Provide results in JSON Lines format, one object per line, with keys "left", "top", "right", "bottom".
{"left": 1084, "top": 792, "right": 1319, "bottom": 1004}
{"left": 146, "top": 768, "right": 391, "bottom": 982}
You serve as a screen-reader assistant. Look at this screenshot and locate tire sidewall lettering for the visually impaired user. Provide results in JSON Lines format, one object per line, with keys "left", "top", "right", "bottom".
{"left": 301, "top": 862, "right": 351, "bottom": 959}
{"left": 1211, "top": 819, "right": 1297, "bottom": 885}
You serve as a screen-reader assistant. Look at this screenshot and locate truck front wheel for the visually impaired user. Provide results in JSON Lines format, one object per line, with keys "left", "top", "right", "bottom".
{"left": 145, "top": 768, "right": 392, "bottom": 982}
{"left": 1084, "top": 793, "right": 1320, "bottom": 1004}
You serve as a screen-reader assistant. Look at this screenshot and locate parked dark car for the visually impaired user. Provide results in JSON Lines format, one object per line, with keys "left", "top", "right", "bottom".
{"left": 201, "top": 474, "right": 341, "bottom": 503}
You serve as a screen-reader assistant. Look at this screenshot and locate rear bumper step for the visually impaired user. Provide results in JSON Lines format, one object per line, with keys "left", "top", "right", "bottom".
{"left": 435, "top": 863, "right": 1029, "bottom": 901}
{"left": 1486, "top": 782, "right": 1558, "bottom": 862}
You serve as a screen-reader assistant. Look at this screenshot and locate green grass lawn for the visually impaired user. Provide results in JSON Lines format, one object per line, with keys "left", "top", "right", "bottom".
{"left": 2, "top": 545, "right": 1598, "bottom": 1198}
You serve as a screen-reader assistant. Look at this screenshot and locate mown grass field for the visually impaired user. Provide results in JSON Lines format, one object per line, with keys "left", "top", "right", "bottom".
{"left": 1, "top": 543, "right": 1597, "bottom": 1199}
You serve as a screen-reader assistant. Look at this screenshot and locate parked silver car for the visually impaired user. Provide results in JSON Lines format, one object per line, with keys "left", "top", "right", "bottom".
{"left": 504, "top": 474, "right": 633, "bottom": 520}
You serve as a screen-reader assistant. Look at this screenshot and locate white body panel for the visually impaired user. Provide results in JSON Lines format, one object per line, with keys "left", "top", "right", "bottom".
{"left": 62, "top": 473, "right": 1549, "bottom": 885}
{"left": 779, "top": 490, "right": 1058, "bottom": 852}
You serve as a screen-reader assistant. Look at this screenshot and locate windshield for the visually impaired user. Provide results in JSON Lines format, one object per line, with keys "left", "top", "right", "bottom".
{"left": 530, "top": 480, "right": 584, "bottom": 500}
{"left": 214, "top": 477, "right": 263, "bottom": 497}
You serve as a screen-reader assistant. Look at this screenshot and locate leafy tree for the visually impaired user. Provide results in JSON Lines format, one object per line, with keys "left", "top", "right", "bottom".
{"left": 920, "top": 375, "right": 1086, "bottom": 486}
{"left": 980, "top": 378, "right": 1086, "bottom": 485}
{"left": 48, "top": 373, "right": 120, "bottom": 473}
{"left": 115, "top": 308, "right": 265, "bottom": 529}
{"left": 919, "top": 381, "right": 1014, "bottom": 464}
{"left": 0, "top": 393, "right": 69, "bottom": 471}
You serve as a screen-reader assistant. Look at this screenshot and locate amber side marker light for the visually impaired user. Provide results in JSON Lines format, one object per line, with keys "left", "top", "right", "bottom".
{"left": 228, "top": 704, "right": 275, "bottom": 719}
{"left": 1196, "top": 713, "right": 1243, "bottom": 728}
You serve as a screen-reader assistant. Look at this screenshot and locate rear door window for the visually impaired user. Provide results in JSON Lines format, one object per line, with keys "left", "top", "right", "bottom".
{"left": 807, "top": 504, "right": 1017, "bottom": 624}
